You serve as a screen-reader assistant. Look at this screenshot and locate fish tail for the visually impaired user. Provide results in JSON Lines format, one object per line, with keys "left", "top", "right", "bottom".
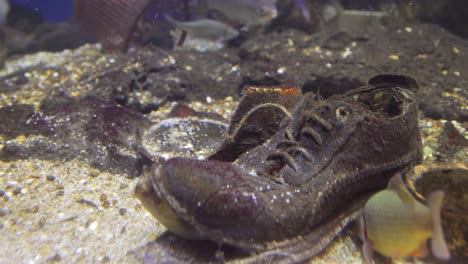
{"left": 362, "top": 240, "right": 374, "bottom": 264}
{"left": 164, "top": 14, "right": 186, "bottom": 48}
{"left": 428, "top": 190, "right": 451, "bottom": 261}
{"left": 176, "top": 31, "right": 187, "bottom": 48}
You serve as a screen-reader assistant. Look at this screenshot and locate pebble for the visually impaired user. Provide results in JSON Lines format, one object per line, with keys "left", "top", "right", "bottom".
{"left": 25, "top": 205, "right": 39, "bottom": 213}
{"left": 88, "top": 221, "right": 98, "bottom": 231}
{"left": 0, "top": 208, "right": 9, "bottom": 217}
{"left": 49, "top": 253, "right": 62, "bottom": 262}
{"left": 12, "top": 187, "right": 21, "bottom": 196}
{"left": 46, "top": 175, "right": 56, "bottom": 181}
{"left": 38, "top": 217, "right": 46, "bottom": 228}
{"left": 89, "top": 168, "right": 100, "bottom": 177}
{"left": 102, "top": 200, "right": 110, "bottom": 209}
{"left": 119, "top": 208, "right": 127, "bottom": 216}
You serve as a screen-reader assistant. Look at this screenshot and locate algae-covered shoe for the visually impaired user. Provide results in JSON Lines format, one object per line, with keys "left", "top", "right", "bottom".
{"left": 136, "top": 74, "right": 422, "bottom": 254}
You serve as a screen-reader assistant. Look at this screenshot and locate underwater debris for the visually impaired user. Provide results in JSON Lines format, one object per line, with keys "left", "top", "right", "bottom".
{"left": 135, "top": 74, "right": 423, "bottom": 261}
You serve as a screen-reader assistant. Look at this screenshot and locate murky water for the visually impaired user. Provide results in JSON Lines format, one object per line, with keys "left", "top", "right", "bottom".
{"left": 0, "top": 1, "right": 467, "bottom": 263}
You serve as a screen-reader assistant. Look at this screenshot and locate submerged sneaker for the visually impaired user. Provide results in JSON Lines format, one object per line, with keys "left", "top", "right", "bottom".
{"left": 135, "top": 74, "right": 422, "bottom": 250}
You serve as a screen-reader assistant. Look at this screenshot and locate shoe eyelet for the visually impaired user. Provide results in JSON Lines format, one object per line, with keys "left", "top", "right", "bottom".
{"left": 336, "top": 107, "right": 350, "bottom": 122}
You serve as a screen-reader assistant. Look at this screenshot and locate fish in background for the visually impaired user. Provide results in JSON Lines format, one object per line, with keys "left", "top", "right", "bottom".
{"left": 200, "top": 0, "right": 277, "bottom": 30}
{"left": 74, "top": 0, "right": 279, "bottom": 51}
{"left": 74, "top": 0, "right": 342, "bottom": 51}
{"left": 165, "top": 14, "right": 239, "bottom": 51}
{"left": 166, "top": 0, "right": 276, "bottom": 49}
{"left": 358, "top": 173, "right": 450, "bottom": 263}
{"left": 165, "top": 15, "right": 239, "bottom": 41}
{"left": 0, "top": 0, "right": 9, "bottom": 24}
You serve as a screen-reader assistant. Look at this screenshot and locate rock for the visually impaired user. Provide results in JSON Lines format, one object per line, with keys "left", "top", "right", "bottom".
{"left": 239, "top": 24, "right": 468, "bottom": 121}
{"left": 0, "top": 92, "right": 151, "bottom": 177}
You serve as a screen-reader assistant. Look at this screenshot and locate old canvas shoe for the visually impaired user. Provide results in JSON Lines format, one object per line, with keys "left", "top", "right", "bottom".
{"left": 135, "top": 74, "right": 422, "bottom": 251}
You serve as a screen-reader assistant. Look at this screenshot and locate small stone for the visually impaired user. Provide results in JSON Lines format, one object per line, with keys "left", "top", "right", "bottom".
{"left": 12, "top": 187, "right": 21, "bottom": 196}
{"left": 89, "top": 168, "right": 100, "bottom": 177}
{"left": 102, "top": 256, "right": 111, "bottom": 263}
{"left": 134, "top": 204, "right": 142, "bottom": 211}
{"left": 49, "top": 253, "right": 62, "bottom": 262}
{"left": 56, "top": 190, "right": 65, "bottom": 196}
{"left": 276, "top": 67, "right": 286, "bottom": 74}
{"left": 26, "top": 205, "right": 39, "bottom": 213}
{"left": 0, "top": 190, "right": 4, "bottom": 197}
{"left": 0, "top": 208, "right": 8, "bottom": 217}
{"left": 78, "top": 199, "right": 99, "bottom": 209}
{"left": 101, "top": 200, "right": 110, "bottom": 209}
{"left": 100, "top": 194, "right": 107, "bottom": 201}
{"left": 46, "top": 175, "right": 56, "bottom": 181}
{"left": 39, "top": 217, "right": 46, "bottom": 228}
{"left": 118, "top": 208, "right": 127, "bottom": 216}
{"left": 88, "top": 221, "right": 98, "bottom": 230}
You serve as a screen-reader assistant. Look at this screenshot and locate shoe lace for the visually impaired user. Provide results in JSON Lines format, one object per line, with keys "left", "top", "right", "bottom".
{"left": 259, "top": 110, "right": 333, "bottom": 176}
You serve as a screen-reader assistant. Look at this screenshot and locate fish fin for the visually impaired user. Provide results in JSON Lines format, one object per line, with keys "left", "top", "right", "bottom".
{"left": 176, "top": 30, "right": 187, "bottom": 48}
{"left": 428, "top": 190, "right": 451, "bottom": 261}
{"left": 409, "top": 242, "right": 428, "bottom": 257}
{"left": 362, "top": 240, "right": 374, "bottom": 264}
{"left": 386, "top": 172, "right": 404, "bottom": 190}
{"left": 387, "top": 173, "right": 415, "bottom": 207}
{"left": 169, "top": 28, "right": 187, "bottom": 49}
{"left": 165, "top": 14, "right": 188, "bottom": 48}
{"left": 361, "top": 214, "right": 374, "bottom": 264}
